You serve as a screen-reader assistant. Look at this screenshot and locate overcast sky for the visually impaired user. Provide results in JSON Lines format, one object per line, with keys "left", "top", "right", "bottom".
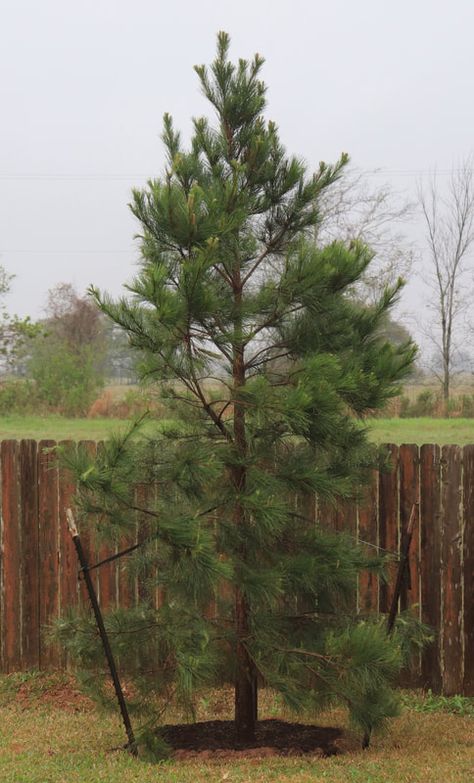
{"left": 1, "top": 0, "right": 474, "bottom": 332}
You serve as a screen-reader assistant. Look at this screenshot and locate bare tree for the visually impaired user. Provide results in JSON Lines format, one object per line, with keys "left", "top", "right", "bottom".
{"left": 316, "top": 167, "right": 416, "bottom": 304}
{"left": 419, "top": 160, "right": 474, "bottom": 413}
{"left": 46, "top": 282, "right": 105, "bottom": 357}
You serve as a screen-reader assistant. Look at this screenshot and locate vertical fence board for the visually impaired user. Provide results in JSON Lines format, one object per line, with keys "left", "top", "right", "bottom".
{"left": 319, "top": 501, "right": 339, "bottom": 532}
{"left": 38, "top": 439, "right": 59, "bottom": 669}
{"left": 399, "top": 444, "right": 420, "bottom": 612}
{"left": 58, "top": 441, "right": 80, "bottom": 622}
{"left": 118, "top": 544, "right": 134, "bottom": 608}
{"left": 462, "top": 444, "right": 474, "bottom": 695}
{"left": 420, "top": 444, "right": 442, "bottom": 691}
{"left": 333, "top": 501, "right": 358, "bottom": 536}
{"left": 0, "top": 441, "right": 2, "bottom": 671}
{"left": 0, "top": 438, "right": 471, "bottom": 693}
{"left": 97, "top": 541, "right": 117, "bottom": 611}
{"left": 298, "top": 486, "right": 318, "bottom": 527}
{"left": 1, "top": 441, "right": 22, "bottom": 672}
{"left": 19, "top": 440, "right": 40, "bottom": 670}
{"left": 96, "top": 443, "right": 117, "bottom": 611}
{"left": 441, "top": 445, "right": 463, "bottom": 695}
{"left": 358, "top": 470, "right": 379, "bottom": 613}
{"left": 337, "top": 501, "right": 358, "bottom": 611}
{"left": 117, "top": 473, "right": 134, "bottom": 609}
{"left": 135, "top": 484, "right": 149, "bottom": 605}
{"left": 379, "top": 444, "right": 399, "bottom": 614}
{"left": 76, "top": 441, "right": 97, "bottom": 608}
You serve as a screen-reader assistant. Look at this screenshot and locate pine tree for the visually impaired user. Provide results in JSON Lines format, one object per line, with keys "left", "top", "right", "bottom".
{"left": 58, "top": 33, "right": 418, "bottom": 749}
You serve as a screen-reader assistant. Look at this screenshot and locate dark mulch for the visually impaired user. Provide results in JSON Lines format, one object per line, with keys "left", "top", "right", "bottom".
{"left": 161, "top": 719, "right": 343, "bottom": 760}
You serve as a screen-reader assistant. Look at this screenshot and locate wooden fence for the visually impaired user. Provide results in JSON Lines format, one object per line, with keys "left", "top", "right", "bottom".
{"left": 0, "top": 439, "right": 473, "bottom": 695}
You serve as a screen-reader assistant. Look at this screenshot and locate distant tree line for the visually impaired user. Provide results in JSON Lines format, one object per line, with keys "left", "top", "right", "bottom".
{"left": 0, "top": 278, "right": 138, "bottom": 416}
{"left": 2, "top": 159, "right": 473, "bottom": 418}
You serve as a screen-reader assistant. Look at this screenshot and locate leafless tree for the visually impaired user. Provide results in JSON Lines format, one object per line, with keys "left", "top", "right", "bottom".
{"left": 316, "top": 167, "right": 416, "bottom": 304}
{"left": 46, "top": 282, "right": 105, "bottom": 355}
{"left": 419, "top": 160, "right": 474, "bottom": 413}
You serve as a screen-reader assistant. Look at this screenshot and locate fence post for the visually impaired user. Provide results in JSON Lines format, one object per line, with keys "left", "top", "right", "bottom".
{"left": 20, "top": 440, "right": 40, "bottom": 670}
{"left": 420, "top": 444, "right": 442, "bottom": 691}
{"left": 441, "top": 445, "right": 463, "bottom": 696}
{"left": 463, "top": 445, "right": 474, "bottom": 695}
{"left": 1, "top": 441, "right": 22, "bottom": 672}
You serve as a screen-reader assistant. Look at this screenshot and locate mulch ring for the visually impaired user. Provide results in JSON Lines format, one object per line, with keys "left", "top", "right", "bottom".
{"left": 162, "top": 719, "right": 343, "bottom": 760}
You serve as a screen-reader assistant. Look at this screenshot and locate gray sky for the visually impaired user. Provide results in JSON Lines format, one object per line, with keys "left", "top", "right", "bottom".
{"left": 1, "top": 0, "right": 474, "bottom": 332}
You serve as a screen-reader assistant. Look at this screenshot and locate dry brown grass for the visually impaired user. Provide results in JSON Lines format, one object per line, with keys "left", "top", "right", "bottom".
{"left": 0, "top": 675, "right": 472, "bottom": 782}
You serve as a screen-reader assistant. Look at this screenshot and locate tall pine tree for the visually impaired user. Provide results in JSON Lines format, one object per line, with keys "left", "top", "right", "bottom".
{"left": 59, "top": 33, "right": 417, "bottom": 749}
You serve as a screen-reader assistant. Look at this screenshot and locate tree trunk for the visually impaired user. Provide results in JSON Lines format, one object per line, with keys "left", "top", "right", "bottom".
{"left": 235, "top": 587, "right": 257, "bottom": 741}
{"left": 232, "top": 280, "right": 257, "bottom": 742}
{"left": 232, "top": 400, "right": 257, "bottom": 741}
{"left": 443, "top": 360, "right": 450, "bottom": 417}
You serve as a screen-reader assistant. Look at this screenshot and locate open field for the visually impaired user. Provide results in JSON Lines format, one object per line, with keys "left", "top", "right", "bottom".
{"left": 1, "top": 414, "right": 474, "bottom": 445}
{"left": 0, "top": 674, "right": 472, "bottom": 783}
{"left": 366, "top": 417, "right": 474, "bottom": 445}
{"left": 0, "top": 414, "right": 164, "bottom": 442}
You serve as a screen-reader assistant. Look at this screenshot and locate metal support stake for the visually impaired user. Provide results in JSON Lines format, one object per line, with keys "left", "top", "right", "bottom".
{"left": 66, "top": 509, "right": 138, "bottom": 756}
{"left": 386, "top": 502, "right": 418, "bottom": 635}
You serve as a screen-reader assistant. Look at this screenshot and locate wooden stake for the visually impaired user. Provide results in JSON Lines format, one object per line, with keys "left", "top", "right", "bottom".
{"left": 387, "top": 502, "right": 418, "bottom": 635}
{"left": 66, "top": 509, "right": 137, "bottom": 756}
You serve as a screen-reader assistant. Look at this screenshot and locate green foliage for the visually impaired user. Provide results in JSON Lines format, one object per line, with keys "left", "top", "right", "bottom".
{"left": 0, "top": 379, "right": 39, "bottom": 414}
{"left": 400, "top": 390, "right": 438, "bottom": 418}
{"left": 29, "top": 336, "right": 104, "bottom": 416}
{"left": 389, "top": 611, "right": 433, "bottom": 668}
{"left": 23, "top": 284, "right": 107, "bottom": 416}
{"left": 401, "top": 690, "right": 474, "bottom": 717}
{"left": 0, "top": 264, "right": 40, "bottom": 371}
{"left": 136, "top": 729, "right": 172, "bottom": 762}
{"left": 56, "top": 32, "right": 418, "bottom": 752}
{"left": 398, "top": 390, "right": 474, "bottom": 418}
{"left": 459, "top": 394, "right": 474, "bottom": 417}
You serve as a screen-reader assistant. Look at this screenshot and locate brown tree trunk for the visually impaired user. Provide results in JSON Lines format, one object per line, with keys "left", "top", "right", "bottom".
{"left": 235, "top": 587, "right": 257, "bottom": 741}
{"left": 232, "top": 280, "right": 257, "bottom": 742}
{"left": 443, "top": 360, "right": 450, "bottom": 417}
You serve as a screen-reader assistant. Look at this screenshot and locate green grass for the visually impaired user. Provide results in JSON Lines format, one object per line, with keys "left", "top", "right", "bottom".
{"left": 0, "top": 675, "right": 472, "bottom": 783}
{"left": 401, "top": 689, "right": 474, "bottom": 717}
{"left": 1, "top": 414, "right": 474, "bottom": 445}
{"left": 0, "top": 415, "right": 171, "bottom": 442}
{"left": 367, "top": 417, "right": 474, "bottom": 445}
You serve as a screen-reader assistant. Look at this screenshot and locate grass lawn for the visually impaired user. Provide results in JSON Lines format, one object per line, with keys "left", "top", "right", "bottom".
{"left": 0, "top": 674, "right": 472, "bottom": 783}
{"left": 1, "top": 414, "right": 474, "bottom": 445}
{"left": 0, "top": 414, "right": 167, "bottom": 442}
{"left": 367, "top": 417, "right": 474, "bottom": 445}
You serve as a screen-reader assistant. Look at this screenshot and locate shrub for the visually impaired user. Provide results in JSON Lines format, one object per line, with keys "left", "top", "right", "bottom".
{"left": 399, "top": 395, "right": 411, "bottom": 418}
{"left": 29, "top": 338, "right": 104, "bottom": 417}
{"left": 0, "top": 379, "right": 39, "bottom": 414}
{"left": 399, "top": 390, "right": 439, "bottom": 418}
{"left": 459, "top": 394, "right": 474, "bottom": 418}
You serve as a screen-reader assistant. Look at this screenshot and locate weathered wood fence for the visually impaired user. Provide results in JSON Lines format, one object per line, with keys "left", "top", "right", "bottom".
{"left": 0, "top": 440, "right": 473, "bottom": 695}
